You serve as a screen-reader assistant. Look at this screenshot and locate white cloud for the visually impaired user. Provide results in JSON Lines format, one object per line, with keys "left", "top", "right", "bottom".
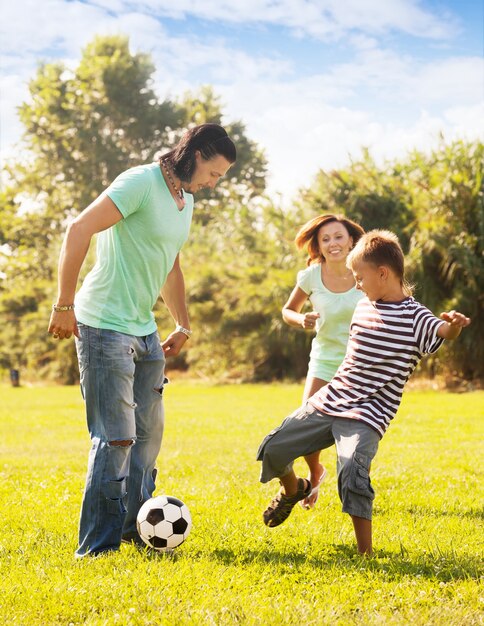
{"left": 408, "top": 57, "right": 484, "bottom": 103}
{"left": 310, "top": 46, "right": 484, "bottom": 109}
{"left": 0, "top": 73, "right": 30, "bottom": 159}
{"left": 325, "top": 0, "right": 457, "bottom": 39}
{"left": 150, "top": 36, "right": 292, "bottom": 83}
{"left": 443, "top": 103, "right": 484, "bottom": 139}
{"left": 249, "top": 104, "right": 484, "bottom": 200}
{"left": 2, "top": 0, "right": 456, "bottom": 54}
{"left": 83, "top": 0, "right": 457, "bottom": 40}
{"left": 0, "top": 0, "right": 113, "bottom": 55}
{"left": 215, "top": 48, "right": 484, "bottom": 198}
{"left": 0, "top": 0, "right": 481, "bottom": 201}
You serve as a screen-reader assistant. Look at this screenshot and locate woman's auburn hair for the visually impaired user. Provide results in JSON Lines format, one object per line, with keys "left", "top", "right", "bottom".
{"left": 295, "top": 214, "right": 365, "bottom": 266}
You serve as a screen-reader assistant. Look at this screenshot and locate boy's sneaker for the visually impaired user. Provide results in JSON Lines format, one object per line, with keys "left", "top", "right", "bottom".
{"left": 263, "top": 478, "right": 311, "bottom": 527}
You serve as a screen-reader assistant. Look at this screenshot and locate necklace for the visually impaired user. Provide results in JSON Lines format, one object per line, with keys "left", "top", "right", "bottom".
{"left": 331, "top": 272, "right": 353, "bottom": 280}
{"left": 160, "top": 158, "right": 185, "bottom": 209}
{"left": 323, "top": 264, "right": 353, "bottom": 280}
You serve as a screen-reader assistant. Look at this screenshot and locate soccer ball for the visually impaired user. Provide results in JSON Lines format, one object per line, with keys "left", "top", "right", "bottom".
{"left": 136, "top": 495, "right": 192, "bottom": 551}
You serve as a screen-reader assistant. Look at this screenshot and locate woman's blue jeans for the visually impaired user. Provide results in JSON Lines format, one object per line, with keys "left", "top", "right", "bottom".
{"left": 75, "top": 324, "right": 166, "bottom": 556}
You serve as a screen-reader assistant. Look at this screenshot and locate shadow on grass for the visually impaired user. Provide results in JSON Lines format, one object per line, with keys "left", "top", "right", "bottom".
{"left": 209, "top": 544, "right": 482, "bottom": 582}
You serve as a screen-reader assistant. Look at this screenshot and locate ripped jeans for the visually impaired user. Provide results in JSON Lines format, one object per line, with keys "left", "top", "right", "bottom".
{"left": 75, "top": 324, "right": 166, "bottom": 556}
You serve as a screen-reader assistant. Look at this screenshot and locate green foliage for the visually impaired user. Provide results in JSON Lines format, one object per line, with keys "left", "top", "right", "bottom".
{"left": 16, "top": 35, "right": 182, "bottom": 209}
{"left": 297, "top": 149, "right": 415, "bottom": 251}
{"left": 155, "top": 193, "right": 312, "bottom": 381}
{"left": 294, "top": 142, "right": 483, "bottom": 381}
{"left": 1, "top": 34, "right": 184, "bottom": 378}
{"left": 0, "top": 33, "right": 481, "bottom": 383}
{"left": 404, "top": 140, "right": 484, "bottom": 379}
{"left": 0, "top": 385, "right": 482, "bottom": 624}
{"left": 1, "top": 35, "right": 268, "bottom": 381}
{"left": 175, "top": 85, "right": 268, "bottom": 224}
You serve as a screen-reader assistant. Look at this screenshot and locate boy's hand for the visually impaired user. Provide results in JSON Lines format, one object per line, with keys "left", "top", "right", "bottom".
{"left": 438, "top": 310, "right": 471, "bottom": 340}
{"left": 440, "top": 310, "right": 471, "bottom": 328}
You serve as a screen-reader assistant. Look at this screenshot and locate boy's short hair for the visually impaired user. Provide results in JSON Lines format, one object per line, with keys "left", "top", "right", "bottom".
{"left": 347, "top": 229, "right": 412, "bottom": 295}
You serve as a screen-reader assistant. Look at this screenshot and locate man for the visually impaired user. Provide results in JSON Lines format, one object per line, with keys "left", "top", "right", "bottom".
{"left": 48, "top": 123, "right": 236, "bottom": 556}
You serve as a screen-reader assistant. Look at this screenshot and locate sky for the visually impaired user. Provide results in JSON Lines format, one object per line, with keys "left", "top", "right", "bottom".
{"left": 1, "top": 0, "right": 483, "bottom": 200}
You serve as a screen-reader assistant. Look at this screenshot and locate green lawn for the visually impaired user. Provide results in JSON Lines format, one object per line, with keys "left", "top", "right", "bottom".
{"left": 0, "top": 383, "right": 482, "bottom": 625}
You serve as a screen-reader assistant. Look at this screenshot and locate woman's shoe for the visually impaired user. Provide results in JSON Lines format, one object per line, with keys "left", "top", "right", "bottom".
{"left": 300, "top": 466, "right": 327, "bottom": 510}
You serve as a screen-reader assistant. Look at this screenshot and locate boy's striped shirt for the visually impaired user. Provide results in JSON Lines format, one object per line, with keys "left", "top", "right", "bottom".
{"left": 308, "top": 296, "right": 445, "bottom": 437}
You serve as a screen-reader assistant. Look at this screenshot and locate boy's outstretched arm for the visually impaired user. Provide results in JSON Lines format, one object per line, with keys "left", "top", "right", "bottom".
{"left": 437, "top": 310, "right": 471, "bottom": 340}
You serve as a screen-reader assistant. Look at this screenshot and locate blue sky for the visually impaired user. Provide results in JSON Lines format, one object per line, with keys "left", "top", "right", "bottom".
{"left": 1, "top": 0, "right": 483, "bottom": 199}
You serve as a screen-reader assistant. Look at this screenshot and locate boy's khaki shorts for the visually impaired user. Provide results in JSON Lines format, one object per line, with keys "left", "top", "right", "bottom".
{"left": 257, "top": 405, "right": 380, "bottom": 520}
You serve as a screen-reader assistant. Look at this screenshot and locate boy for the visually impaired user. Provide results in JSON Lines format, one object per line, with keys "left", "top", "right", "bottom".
{"left": 257, "top": 230, "right": 470, "bottom": 555}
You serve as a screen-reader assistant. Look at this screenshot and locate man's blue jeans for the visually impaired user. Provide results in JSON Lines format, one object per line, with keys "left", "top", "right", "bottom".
{"left": 75, "top": 324, "right": 166, "bottom": 556}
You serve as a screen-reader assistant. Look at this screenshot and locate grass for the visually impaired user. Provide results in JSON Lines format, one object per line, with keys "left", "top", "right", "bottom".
{"left": 0, "top": 383, "right": 483, "bottom": 625}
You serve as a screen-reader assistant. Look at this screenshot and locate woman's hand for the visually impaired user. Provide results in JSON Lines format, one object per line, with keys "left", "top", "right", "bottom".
{"left": 301, "top": 311, "right": 320, "bottom": 330}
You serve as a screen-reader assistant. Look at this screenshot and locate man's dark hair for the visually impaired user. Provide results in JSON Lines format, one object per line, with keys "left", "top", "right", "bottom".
{"left": 164, "top": 123, "right": 236, "bottom": 182}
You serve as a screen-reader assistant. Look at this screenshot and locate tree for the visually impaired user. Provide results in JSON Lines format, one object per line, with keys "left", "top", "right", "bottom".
{"left": 14, "top": 35, "right": 183, "bottom": 215}
{"left": 1, "top": 35, "right": 480, "bottom": 384}
{"left": 404, "top": 140, "right": 484, "bottom": 380}
{"left": 0, "top": 36, "right": 268, "bottom": 382}
{"left": 296, "top": 149, "right": 415, "bottom": 251}
{"left": 161, "top": 190, "right": 312, "bottom": 381}
{"left": 294, "top": 141, "right": 483, "bottom": 382}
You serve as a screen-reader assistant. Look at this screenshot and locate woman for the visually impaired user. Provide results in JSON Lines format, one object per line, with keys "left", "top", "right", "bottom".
{"left": 48, "top": 123, "right": 236, "bottom": 556}
{"left": 282, "top": 214, "right": 365, "bottom": 509}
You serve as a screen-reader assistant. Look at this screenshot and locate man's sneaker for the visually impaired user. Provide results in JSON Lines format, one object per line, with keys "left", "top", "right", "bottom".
{"left": 121, "top": 532, "right": 146, "bottom": 547}
{"left": 263, "top": 478, "right": 311, "bottom": 527}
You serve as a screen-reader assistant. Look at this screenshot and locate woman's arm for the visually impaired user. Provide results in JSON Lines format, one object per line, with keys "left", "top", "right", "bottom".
{"left": 282, "top": 285, "right": 320, "bottom": 330}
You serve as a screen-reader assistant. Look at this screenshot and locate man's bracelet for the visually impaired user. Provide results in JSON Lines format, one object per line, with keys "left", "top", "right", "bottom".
{"left": 53, "top": 304, "right": 75, "bottom": 312}
{"left": 175, "top": 324, "right": 192, "bottom": 339}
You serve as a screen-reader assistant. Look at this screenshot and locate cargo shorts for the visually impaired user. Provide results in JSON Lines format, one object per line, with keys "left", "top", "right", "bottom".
{"left": 257, "top": 405, "right": 380, "bottom": 520}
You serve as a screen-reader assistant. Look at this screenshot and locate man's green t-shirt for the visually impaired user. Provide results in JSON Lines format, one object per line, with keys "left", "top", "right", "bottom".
{"left": 75, "top": 162, "right": 194, "bottom": 336}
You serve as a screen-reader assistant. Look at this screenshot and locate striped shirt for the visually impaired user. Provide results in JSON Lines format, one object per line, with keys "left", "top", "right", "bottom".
{"left": 308, "top": 297, "right": 445, "bottom": 437}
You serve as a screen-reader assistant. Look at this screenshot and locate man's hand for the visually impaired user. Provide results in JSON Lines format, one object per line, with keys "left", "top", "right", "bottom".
{"left": 48, "top": 310, "right": 79, "bottom": 340}
{"left": 161, "top": 331, "right": 188, "bottom": 357}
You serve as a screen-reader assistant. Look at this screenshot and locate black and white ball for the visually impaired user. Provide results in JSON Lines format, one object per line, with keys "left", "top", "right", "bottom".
{"left": 136, "top": 495, "right": 192, "bottom": 551}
